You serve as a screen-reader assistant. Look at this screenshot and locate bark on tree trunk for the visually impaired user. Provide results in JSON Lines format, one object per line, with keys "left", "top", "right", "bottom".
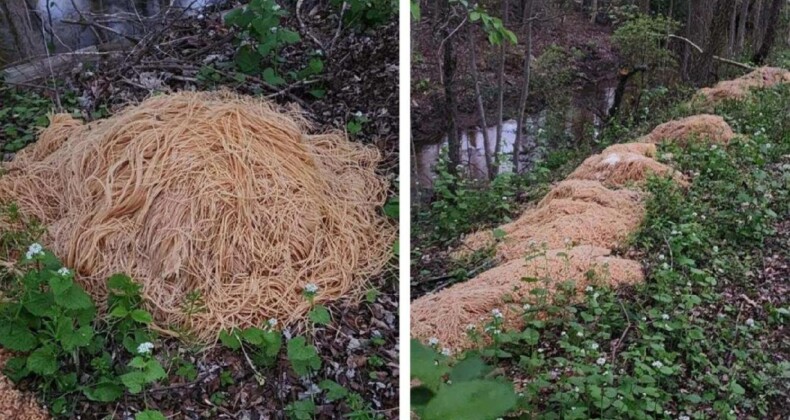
{"left": 0, "top": 0, "right": 44, "bottom": 60}
{"left": 439, "top": 0, "right": 462, "bottom": 176}
{"left": 752, "top": 0, "right": 783, "bottom": 64}
{"left": 681, "top": 0, "right": 692, "bottom": 81}
{"left": 513, "top": 0, "right": 534, "bottom": 173}
{"left": 737, "top": 0, "right": 750, "bottom": 53}
{"left": 467, "top": 23, "right": 493, "bottom": 177}
{"left": 492, "top": 0, "right": 509, "bottom": 180}
{"left": 728, "top": 0, "right": 739, "bottom": 56}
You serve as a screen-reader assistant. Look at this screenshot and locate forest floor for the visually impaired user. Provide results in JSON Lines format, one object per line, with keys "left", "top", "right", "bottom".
{"left": 411, "top": 6, "right": 618, "bottom": 145}
{"left": 0, "top": 2, "right": 399, "bottom": 419}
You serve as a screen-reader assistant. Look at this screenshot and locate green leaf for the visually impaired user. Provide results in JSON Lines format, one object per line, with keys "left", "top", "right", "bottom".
{"left": 262, "top": 67, "right": 285, "bottom": 86}
{"left": 120, "top": 371, "right": 147, "bottom": 394}
{"left": 107, "top": 273, "right": 140, "bottom": 296}
{"left": 27, "top": 345, "right": 58, "bottom": 375}
{"left": 279, "top": 29, "right": 301, "bottom": 44}
{"left": 144, "top": 360, "right": 167, "bottom": 382}
{"left": 0, "top": 322, "right": 38, "bottom": 351}
{"left": 241, "top": 327, "right": 266, "bottom": 345}
{"left": 135, "top": 410, "right": 167, "bottom": 420}
{"left": 108, "top": 304, "right": 129, "bottom": 318}
{"left": 730, "top": 381, "right": 745, "bottom": 395}
{"left": 83, "top": 381, "right": 124, "bottom": 402}
{"left": 130, "top": 309, "right": 153, "bottom": 324}
{"left": 236, "top": 46, "right": 261, "bottom": 74}
{"left": 24, "top": 291, "right": 55, "bottom": 317}
{"left": 410, "top": 339, "right": 448, "bottom": 391}
{"left": 219, "top": 329, "right": 242, "bottom": 350}
{"left": 308, "top": 305, "right": 331, "bottom": 325}
{"left": 286, "top": 336, "right": 321, "bottom": 376}
{"left": 57, "top": 322, "right": 93, "bottom": 351}
{"left": 423, "top": 380, "right": 517, "bottom": 420}
{"left": 48, "top": 274, "right": 73, "bottom": 296}
{"left": 449, "top": 355, "right": 491, "bottom": 382}
{"left": 319, "top": 379, "right": 348, "bottom": 402}
{"left": 493, "top": 228, "right": 506, "bottom": 239}
{"left": 54, "top": 285, "right": 94, "bottom": 310}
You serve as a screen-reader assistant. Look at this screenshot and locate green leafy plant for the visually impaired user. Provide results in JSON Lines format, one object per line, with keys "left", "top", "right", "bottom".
{"left": 286, "top": 336, "right": 321, "bottom": 376}
{"left": 333, "top": 0, "right": 396, "bottom": 28}
{"left": 219, "top": 324, "right": 282, "bottom": 368}
{"left": 411, "top": 339, "right": 517, "bottom": 419}
{"left": 224, "top": 0, "right": 301, "bottom": 84}
{"left": 0, "top": 244, "right": 161, "bottom": 415}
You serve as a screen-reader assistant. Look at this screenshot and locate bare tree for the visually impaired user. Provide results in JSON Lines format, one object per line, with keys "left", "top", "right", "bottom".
{"left": 438, "top": 0, "right": 463, "bottom": 176}
{"left": 752, "top": 0, "right": 784, "bottom": 64}
{"left": 0, "top": 0, "right": 44, "bottom": 60}
{"left": 467, "top": 21, "right": 494, "bottom": 177}
{"left": 513, "top": 0, "right": 534, "bottom": 173}
{"left": 491, "top": 0, "right": 509, "bottom": 180}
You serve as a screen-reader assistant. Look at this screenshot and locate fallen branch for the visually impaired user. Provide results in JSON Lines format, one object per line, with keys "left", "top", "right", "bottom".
{"left": 667, "top": 34, "right": 755, "bottom": 71}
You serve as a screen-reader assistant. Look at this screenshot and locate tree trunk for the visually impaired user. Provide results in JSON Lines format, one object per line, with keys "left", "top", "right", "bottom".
{"left": 439, "top": 0, "right": 462, "bottom": 176}
{"left": 492, "top": 0, "right": 509, "bottom": 180}
{"left": 514, "top": 0, "right": 534, "bottom": 173}
{"left": 467, "top": 22, "right": 493, "bottom": 178}
{"left": 752, "top": 0, "right": 783, "bottom": 64}
{"left": 737, "top": 0, "right": 749, "bottom": 53}
{"left": 608, "top": 65, "right": 647, "bottom": 120}
{"left": 697, "top": 0, "right": 737, "bottom": 84}
{"left": 590, "top": 0, "right": 598, "bottom": 23}
{"left": 0, "top": 0, "right": 44, "bottom": 61}
{"left": 728, "top": 0, "right": 739, "bottom": 56}
{"left": 681, "top": 0, "right": 692, "bottom": 81}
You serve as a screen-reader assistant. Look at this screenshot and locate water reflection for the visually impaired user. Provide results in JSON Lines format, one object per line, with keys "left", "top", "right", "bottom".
{"left": 2, "top": 0, "right": 216, "bottom": 63}
{"left": 412, "top": 85, "right": 616, "bottom": 196}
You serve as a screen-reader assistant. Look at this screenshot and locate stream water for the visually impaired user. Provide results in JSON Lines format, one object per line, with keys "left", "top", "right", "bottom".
{"left": 1, "top": 0, "right": 218, "bottom": 64}
{"left": 412, "top": 84, "right": 616, "bottom": 199}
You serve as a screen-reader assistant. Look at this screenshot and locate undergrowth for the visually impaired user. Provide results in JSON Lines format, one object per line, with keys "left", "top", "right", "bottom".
{"left": 411, "top": 84, "right": 790, "bottom": 419}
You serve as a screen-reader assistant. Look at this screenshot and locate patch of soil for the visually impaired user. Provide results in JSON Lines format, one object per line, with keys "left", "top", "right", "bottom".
{"left": 69, "top": 271, "right": 399, "bottom": 419}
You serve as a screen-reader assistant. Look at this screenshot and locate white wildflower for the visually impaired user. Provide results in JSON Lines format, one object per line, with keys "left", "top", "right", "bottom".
{"left": 441, "top": 348, "right": 452, "bottom": 356}
{"left": 57, "top": 267, "right": 70, "bottom": 276}
{"left": 745, "top": 318, "right": 755, "bottom": 327}
{"left": 465, "top": 324, "right": 476, "bottom": 331}
{"left": 596, "top": 357, "right": 606, "bottom": 366}
{"left": 662, "top": 262, "right": 670, "bottom": 270}
{"left": 593, "top": 292, "right": 600, "bottom": 299}
{"left": 522, "top": 303, "right": 531, "bottom": 311}
{"left": 268, "top": 318, "right": 278, "bottom": 327}
{"left": 491, "top": 308, "right": 503, "bottom": 319}
{"left": 662, "top": 314, "right": 670, "bottom": 320}
{"left": 713, "top": 246, "right": 719, "bottom": 253}
{"left": 590, "top": 342, "right": 599, "bottom": 350}
{"left": 25, "top": 243, "right": 43, "bottom": 259}
{"left": 678, "top": 416, "right": 690, "bottom": 420}
{"left": 561, "top": 331, "right": 567, "bottom": 336}
{"left": 651, "top": 360, "right": 663, "bottom": 368}
{"left": 658, "top": 254, "right": 665, "bottom": 260}
{"left": 137, "top": 342, "right": 154, "bottom": 354}
{"left": 576, "top": 331, "right": 583, "bottom": 337}
{"left": 585, "top": 286, "right": 594, "bottom": 292}
{"left": 428, "top": 337, "right": 439, "bottom": 346}
{"left": 304, "top": 283, "right": 319, "bottom": 294}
